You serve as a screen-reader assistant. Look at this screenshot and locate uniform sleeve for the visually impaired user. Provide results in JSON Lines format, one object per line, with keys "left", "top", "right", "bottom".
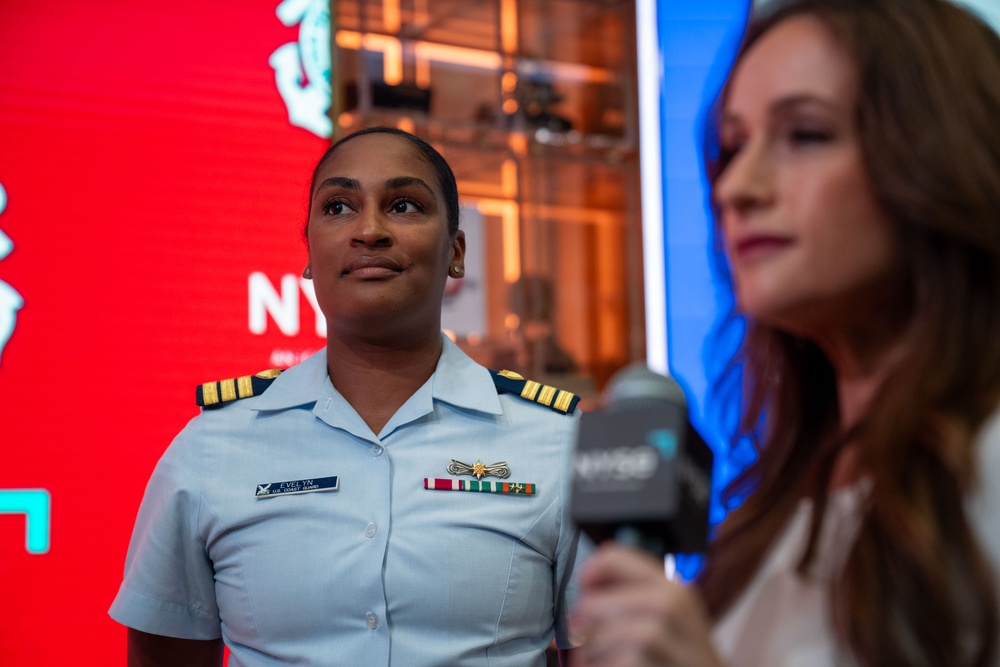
{"left": 552, "top": 411, "right": 595, "bottom": 649}
{"left": 968, "top": 410, "right": 1000, "bottom": 583}
{"left": 108, "top": 417, "right": 222, "bottom": 639}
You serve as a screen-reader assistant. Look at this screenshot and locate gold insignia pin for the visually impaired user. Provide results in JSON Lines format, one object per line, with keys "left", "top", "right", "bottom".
{"left": 447, "top": 459, "right": 511, "bottom": 480}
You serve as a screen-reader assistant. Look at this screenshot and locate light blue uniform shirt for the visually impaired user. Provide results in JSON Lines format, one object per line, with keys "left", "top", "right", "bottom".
{"left": 110, "top": 336, "right": 587, "bottom": 666}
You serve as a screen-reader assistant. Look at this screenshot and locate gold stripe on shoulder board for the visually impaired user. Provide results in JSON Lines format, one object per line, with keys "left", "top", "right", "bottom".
{"left": 489, "top": 368, "right": 580, "bottom": 415}
{"left": 197, "top": 368, "right": 283, "bottom": 408}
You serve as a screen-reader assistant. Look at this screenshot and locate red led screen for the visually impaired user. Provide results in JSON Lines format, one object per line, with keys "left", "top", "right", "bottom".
{"left": 0, "top": 1, "right": 329, "bottom": 662}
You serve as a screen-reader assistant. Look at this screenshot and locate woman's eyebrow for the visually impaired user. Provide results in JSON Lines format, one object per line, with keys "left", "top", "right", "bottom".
{"left": 722, "top": 93, "right": 843, "bottom": 127}
{"left": 385, "top": 176, "right": 435, "bottom": 197}
{"left": 768, "top": 93, "right": 843, "bottom": 116}
{"left": 315, "top": 176, "right": 361, "bottom": 192}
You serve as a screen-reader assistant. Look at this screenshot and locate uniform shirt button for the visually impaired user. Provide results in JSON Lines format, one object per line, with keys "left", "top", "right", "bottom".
{"left": 365, "top": 612, "right": 379, "bottom": 629}
{"left": 371, "top": 445, "right": 384, "bottom": 457}
{"left": 365, "top": 523, "right": 377, "bottom": 539}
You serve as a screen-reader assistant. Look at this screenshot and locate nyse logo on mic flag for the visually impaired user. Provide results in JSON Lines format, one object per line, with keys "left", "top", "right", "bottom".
{"left": 573, "top": 445, "right": 660, "bottom": 484}
{"left": 572, "top": 410, "right": 682, "bottom": 499}
{"left": 572, "top": 427, "right": 678, "bottom": 486}
{"left": 570, "top": 365, "right": 714, "bottom": 555}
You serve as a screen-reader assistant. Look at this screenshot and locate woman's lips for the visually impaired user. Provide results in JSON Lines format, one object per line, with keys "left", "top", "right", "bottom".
{"left": 732, "top": 234, "right": 793, "bottom": 261}
{"left": 342, "top": 256, "right": 403, "bottom": 278}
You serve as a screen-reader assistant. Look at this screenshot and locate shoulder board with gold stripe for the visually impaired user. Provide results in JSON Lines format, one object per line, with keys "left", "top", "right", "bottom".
{"left": 488, "top": 369, "right": 580, "bottom": 415}
{"left": 196, "top": 369, "right": 283, "bottom": 409}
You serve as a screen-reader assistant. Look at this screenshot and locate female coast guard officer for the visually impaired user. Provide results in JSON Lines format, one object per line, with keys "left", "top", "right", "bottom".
{"left": 110, "top": 127, "right": 587, "bottom": 666}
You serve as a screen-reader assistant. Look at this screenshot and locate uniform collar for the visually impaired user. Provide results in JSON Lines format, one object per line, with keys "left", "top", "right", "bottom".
{"left": 250, "top": 334, "right": 503, "bottom": 418}
{"left": 431, "top": 335, "right": 503, "bottom": 416}
{"left": 249, "top": 348, "right": 328, "bottom": 412}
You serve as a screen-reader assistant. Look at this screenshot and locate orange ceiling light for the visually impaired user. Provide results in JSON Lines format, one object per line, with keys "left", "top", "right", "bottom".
{"left": 335, "top": 25, "right": 612, "bottom": 84}
{"left": 335, "top": 31, "right": 404, "bottom": 85}
{"left": 501, "top": 158, "right": 518, "bottom": 199}
{"left": 501, "top": 71, "right": 518, "bottom": 93}
{"left": 335, "top": 31, "right": 363, "bottom": 49}
{"left": 507, "top": 132, "right": 527, "bottom": 157}
{"left": 476, "top": 198, "right": 521, "bottom": 284}
{"left": 501, "top": 0, "right": 518, "bottom": 55}
{"left": 383, "top": 0, "right": 401, "bottom": 34}
{"left": 412, "top": 41, "right": 503, "bottom": 71}
{"left": 416, "top": 53, "right": 431, "bottom": 89}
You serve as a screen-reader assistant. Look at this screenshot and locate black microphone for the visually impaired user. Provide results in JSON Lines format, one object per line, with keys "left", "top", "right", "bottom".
{"left": 570, "top": 363, "right": 714, "bottom": 558}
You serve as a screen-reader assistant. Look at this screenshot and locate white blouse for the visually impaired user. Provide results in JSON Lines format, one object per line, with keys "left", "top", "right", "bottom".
{"left": 712, "top": 411, "right": 1000, "bottom": 667}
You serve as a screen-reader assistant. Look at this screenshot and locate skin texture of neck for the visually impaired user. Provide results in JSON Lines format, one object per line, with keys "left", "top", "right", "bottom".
{"left": 814, "top": 318, "right": 909, "bottom": 490}
{"left": 324, "top": 327, "right": 444, "bottom": 435}
{"left": 815, "top": 317, "right": 908, "bottom": 432}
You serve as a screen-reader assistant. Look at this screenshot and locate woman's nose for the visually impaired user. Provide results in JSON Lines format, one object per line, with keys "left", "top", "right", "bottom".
{"left": 713, "top": 141, "right": 775, "bottom": 219}
{"left": 352, "top": 209, "right": 392, "bottom": 247}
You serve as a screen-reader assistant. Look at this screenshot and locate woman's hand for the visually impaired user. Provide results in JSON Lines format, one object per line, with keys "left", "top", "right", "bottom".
{"left": 569, "top": 544, "right": 726, "bottom": 667}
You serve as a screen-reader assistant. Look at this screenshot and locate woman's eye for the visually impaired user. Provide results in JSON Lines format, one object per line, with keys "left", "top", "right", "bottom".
{"left": 390, "top": 200, "right": 420, "bottom": 214}
{"left": 323, "top": 200, "right": 348, "bottom": 215}
{"left": 716, "top": 142, "right": 743, "bottom": 174}
{"left": 789, "top": 128, "right": 833, "bottom": 145}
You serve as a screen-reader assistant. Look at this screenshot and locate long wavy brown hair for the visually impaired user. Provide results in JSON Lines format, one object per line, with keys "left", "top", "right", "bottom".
{"left": 697, "top": 1, "right": 1000, "bottom": 665}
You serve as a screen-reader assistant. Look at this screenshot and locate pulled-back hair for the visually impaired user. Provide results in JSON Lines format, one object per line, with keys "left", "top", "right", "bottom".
{"left": 699, "top": 1, "right": 1000, "bottom": 665}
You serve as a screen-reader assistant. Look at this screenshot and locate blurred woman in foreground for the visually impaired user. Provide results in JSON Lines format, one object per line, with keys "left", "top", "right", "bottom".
{"left": 571, "top": 1, "right": 1000, "bottom": 665}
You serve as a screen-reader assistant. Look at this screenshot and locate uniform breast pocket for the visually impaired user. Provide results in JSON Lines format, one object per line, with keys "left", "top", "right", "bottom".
{"left": 208, "top": 490, "right": 366, "bottom": 647}
{"left": 383, "top": 488, "right": 558, "bottom": 637}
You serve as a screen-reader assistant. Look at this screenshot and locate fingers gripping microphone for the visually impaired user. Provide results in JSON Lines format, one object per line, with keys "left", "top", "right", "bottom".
{"left": 570, "top": 363, "right": 714, "bottom": 558}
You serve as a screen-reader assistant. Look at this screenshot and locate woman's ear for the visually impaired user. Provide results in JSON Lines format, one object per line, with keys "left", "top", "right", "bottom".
{"left": 449, "top": 231, "right": 467, "bottom": 277}
{"left": 302, "top": 263, "right": 312, "bottom": 279}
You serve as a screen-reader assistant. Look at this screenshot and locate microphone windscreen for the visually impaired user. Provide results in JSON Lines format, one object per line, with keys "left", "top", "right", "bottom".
{"left": 570, "top": 363, "right": 713, "bottom": 556}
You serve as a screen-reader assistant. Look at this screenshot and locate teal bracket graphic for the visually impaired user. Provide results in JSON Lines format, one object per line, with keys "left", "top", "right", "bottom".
{"left": 0, "top": 489, "right": 51, "bottom": 554}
